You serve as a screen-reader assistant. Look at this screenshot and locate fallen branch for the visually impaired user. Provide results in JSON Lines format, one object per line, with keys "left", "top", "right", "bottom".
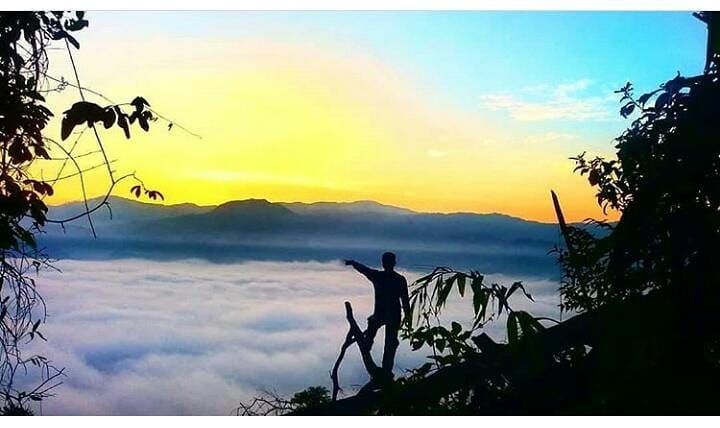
{"left": 330, "top": 301, "right": 384, "bottom": 401}
{"left": 330, "top": 330, "right": 354, "bottom": 401}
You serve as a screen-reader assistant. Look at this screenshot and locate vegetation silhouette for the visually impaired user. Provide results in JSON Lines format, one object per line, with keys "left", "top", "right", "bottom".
{"left": 237, "top": 11, "right": 720, "bottom": 415}
{"left": 2, "top": 9, "right": 718, "bottom": 416}
{"left": 235, "top": 387, "right": 331, "bottom": 416}
{"left": 0, "top": 11, "right": 192, "bottom": 415}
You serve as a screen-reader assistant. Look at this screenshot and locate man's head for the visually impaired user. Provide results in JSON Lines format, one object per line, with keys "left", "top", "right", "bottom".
{"left": 382, "top": 252, "right": 396, "bottom": 271}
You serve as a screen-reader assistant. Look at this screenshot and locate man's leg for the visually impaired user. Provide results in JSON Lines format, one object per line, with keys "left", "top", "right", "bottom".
{"left": 382, "top": 322, "right": 400, "bottom": 375}
{"left": 364, "top": 315, "right": 381, "bottom": 350}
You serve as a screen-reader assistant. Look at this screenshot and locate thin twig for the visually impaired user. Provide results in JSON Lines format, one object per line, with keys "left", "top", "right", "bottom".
{"left": 65, "top": 38, "right": 114, "bottom": 182}
{"left": 44, "top": 137, "right": 96, "bottom": 238}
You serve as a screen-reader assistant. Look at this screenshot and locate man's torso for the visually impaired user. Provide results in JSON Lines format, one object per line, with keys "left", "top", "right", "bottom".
{"left": 370, "top": 270, "right": 406, "bottom": 324}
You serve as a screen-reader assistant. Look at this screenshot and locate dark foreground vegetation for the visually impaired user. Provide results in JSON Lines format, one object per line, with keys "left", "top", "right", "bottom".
{"left": 0, "top": 11, "right": 176, "bottom": 414}
{"left": 1, "top": 10, "right": 719, "bottom": 416}
{"left": 239, "top": 12, "right": 720, "bottom": 415}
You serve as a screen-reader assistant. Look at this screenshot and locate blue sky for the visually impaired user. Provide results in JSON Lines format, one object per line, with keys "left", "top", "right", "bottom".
{"left": 94, "top": 10, "right": 706, "bottom": 146}
{"left": 53, "top": 11, "right": 707, "bottom": 221}
{"left": 96, "top": 11, "right": 706, "bottom": 93}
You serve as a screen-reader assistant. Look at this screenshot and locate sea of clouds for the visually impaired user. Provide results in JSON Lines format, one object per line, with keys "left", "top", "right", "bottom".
{"left": 23, "top": 258, "right": 562, "bottom": 415}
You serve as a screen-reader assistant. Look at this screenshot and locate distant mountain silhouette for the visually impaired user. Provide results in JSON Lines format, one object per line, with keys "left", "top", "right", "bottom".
{"left": 42, "top": 196, "right": 568, "bottom": 276}
{"left": 283, "top": 200, "right": 415, "bottom": 216}
{"left": 47, "top": 196, "right": 558, "bottom": 245}
{"left": 214, "top": 198, "right": 296, "bottom": 217}
{"left": 49, "top": 196, "right": 213, "bottom": 228}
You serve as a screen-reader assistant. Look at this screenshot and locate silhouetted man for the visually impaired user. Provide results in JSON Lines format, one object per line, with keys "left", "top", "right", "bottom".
{"left": 344, "top": 252, "right": 410, "bottom": 377}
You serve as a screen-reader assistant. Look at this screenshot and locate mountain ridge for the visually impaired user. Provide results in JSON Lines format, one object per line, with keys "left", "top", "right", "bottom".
{"left": 40, "top": 195, "right": 571, "bottom": 277}
{"left": 44, "top": 195, "right": 563, "bottom": 250}
{"left": 48, "top": 195, "right": 555, "bottom": 225}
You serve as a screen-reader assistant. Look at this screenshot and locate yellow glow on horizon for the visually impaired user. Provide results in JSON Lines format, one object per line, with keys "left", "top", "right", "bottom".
{"left": 37, "top": 36, "right": 617, "bottom": 223}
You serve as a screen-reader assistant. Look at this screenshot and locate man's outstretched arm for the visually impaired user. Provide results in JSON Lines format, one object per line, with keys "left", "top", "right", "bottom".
{"left": 343, "top": 259, "right": 377, "bottom": 280}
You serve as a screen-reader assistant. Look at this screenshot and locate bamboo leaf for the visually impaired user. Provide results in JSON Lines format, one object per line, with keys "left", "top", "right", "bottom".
{"left": 457, "top": 275, "right": 466, "bottom": 297}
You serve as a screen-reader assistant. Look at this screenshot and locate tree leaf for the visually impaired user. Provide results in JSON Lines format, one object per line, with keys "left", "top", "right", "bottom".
{"left": 620, "top": 102, "right": 635, "bottom": 118}
{"left": 103, "top": 107, "right": 116, "bottom": 129}
{"left": 131, "top": 96, "right": 151, "bottom": 109}
{"left": 457, "top": 275, "right": 466, "bottom": 297}
{"left": 637, "top": 92, "right": 653, "bottom": 106}
{"left": 451, "top": 321, "right": 462, "bottom": 335}
{"left": 437, "top": 277, "right": 453, "bottom": 308}
{"left": 655, "top": 92, "right": 670, "bottom": 110}
{"left": 507, "top": 312, "right": 519, "bottom": 346}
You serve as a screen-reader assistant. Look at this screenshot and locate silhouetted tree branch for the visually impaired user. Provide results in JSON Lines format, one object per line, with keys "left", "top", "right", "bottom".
{"left": 0, "top": 11, "right": 196, "bottom": 413}
{"left": 330, "top": 301, "right": 384, "bottom": 401}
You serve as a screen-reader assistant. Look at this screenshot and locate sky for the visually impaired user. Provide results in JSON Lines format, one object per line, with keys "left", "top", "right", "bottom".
{"left": 38, "top": 11, "right": 707, "bottom": 222}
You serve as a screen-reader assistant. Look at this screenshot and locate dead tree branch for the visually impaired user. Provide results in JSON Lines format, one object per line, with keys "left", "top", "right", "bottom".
{"left": 330, "top": 301, "right": 387, "bottom": 402}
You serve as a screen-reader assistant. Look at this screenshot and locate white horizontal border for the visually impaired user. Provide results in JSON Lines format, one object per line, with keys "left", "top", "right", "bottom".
{"left": 11, "top": 415, "right": 720, "bottom": 426}
{"left": 2, "top": 0, "right": 718, "bottom": 11}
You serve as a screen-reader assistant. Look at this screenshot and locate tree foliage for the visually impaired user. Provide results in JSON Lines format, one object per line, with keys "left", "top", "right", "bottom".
{"left": 388, "top": 268, "right": 553, "bottom": 413}
{"left": 402, "top": 267, "right": 540, "bottom": 373}
{"left": 0, "top": 11, "right": 180, "bottom": 413}
{"left": 235, "top": 386, "right": 330, "bottom": 416}
{"left": 558, "top": 19, "right": 720, "bottom": 313}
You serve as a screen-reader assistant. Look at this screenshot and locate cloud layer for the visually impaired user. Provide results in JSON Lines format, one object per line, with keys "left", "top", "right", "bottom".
{"left": 480, "top": 79, "right": 616, "bottom": 122}
{"left": 25, "top": 258, "right": 561, "bottom": 415}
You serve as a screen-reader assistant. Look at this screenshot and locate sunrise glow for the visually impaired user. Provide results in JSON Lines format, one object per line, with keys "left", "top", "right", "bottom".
{"left": 37, "top": 11, "right": 706, "bottom": 222}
